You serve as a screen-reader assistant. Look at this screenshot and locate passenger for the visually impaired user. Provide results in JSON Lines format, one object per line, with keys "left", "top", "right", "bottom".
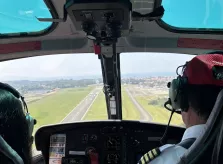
{"left": 138, "top": 54, "right": 223, "bottom": 164}
{"left": 0, "top": 83, "right": 35, "bottom": 164}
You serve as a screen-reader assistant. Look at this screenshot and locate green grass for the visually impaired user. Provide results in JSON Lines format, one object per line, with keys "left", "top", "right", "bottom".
{"left": 122, "top": 90, "right": 140, "bottom": 120}
{"left": 83, "top": 91, "right": 107, "bottom": 120}
{"left": 29, "top": 87, "right": 93, "bottom": 132}
{"left": 83, "top": 90, "right": 140, "bottom": 120}
{"left": 30, "top": 85, "right": 183, "bottom": 131}
{"left": 136, "top": 96, "right": 184, "bottom": 126}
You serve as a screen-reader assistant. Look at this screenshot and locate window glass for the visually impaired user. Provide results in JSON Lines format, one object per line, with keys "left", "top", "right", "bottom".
{"left": 162, "top": 0, "right": 223, "bottom": 29}
{"left": 0, "top": 0, "right": 52, "bottom": 34}
{"left": 0, "top": 52, "right": 194, "bottom": 154}
{"left": 120, "top": 53, "right": 194, "bottom": 127}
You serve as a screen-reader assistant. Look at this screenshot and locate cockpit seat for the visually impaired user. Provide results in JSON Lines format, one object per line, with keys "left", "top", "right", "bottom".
{"left": 177, "top": 89, "right": 223, "bottom": 164}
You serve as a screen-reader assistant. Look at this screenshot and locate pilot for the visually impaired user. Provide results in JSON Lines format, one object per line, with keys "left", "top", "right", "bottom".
{"left": 138, "top": 54, "right": 223, "bottom": 164}
{"left": 0, "top": 83, "right": 36, "bottom": 164}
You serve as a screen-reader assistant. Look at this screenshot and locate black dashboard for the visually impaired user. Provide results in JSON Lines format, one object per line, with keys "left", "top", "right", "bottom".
{"left": 35, "top": 121, "right": 185, "bottom": 164}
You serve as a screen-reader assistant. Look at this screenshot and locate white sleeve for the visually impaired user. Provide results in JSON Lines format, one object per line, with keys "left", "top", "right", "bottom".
{"left": 149, "top": 146, "right": 187, "bottom": 164}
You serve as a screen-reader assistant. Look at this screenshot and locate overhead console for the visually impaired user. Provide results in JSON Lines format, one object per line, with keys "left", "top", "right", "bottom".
{"left": 35, "top": 121, "right": 184, "bottom": 164}
{"left": 38, "top": 0, "right": 164, "bottom": 43}
{"left": 65, "top": 0, "right": 132, "bottom": 42}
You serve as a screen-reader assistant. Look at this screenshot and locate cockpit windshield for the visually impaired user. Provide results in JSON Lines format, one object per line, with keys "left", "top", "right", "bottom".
{"left": 162, "top": 0, "right": 223, "bottom": 30}
{"left": 0, "top": 53, "right": 194, "bottom": 131}
{"left": 2, "top": 0, "right": 223, "bottom": 35}
{"left": 0, "top": 0, "right": 52, "bottom": 34}
{"left": 0, "top": 51, "right": 196, "bottom": 157}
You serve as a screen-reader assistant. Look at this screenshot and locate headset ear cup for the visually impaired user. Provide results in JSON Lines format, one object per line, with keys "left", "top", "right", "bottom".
{"left": 26, "top": 114, "right": 35, "bottom": 137}
{"left": 178, "top": 77, "right": 189, "bottom": 112}
{"left": 169, "top": 76, "right": 189, "bottom": 112}
{"left": 180, "top": 86, "right": 189, "bottom": 112}
{"left": 169, "top": 79, "right": 181, "bottom": 110}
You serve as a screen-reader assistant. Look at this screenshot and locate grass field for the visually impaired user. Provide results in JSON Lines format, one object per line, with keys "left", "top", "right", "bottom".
{"left": 83, "top": 91, "right": 107, "bottom": 120}
{"left": 83, "top": 87, "right": 182, "bottom": 125}
{"left": 83, "top": 90, "right": 140, "bottom": 120}
{"left": 29, "top": 85, "right": 183, "bottom": 131}
{"left": 122, "top": 90, "right": 140, "bottom": 120}
{"left": 136, "top": 96, "right": 184, "bottom": 126}
{"left": 29, "top": 87, "right": 93, "bottom": 132}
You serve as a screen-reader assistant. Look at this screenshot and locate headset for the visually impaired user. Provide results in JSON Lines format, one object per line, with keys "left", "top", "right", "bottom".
{"left": 161, "top": 63, "right": 189, "bottom": 144}
{"left": 166, "top": 51, "right": 223, "bottom": 113}
{"left": 164, "top": 63, "right": 190, "bottom": 114}
{"left": 161, "top": 52, "right": 223, "bottom": 144}
{"left": 0, "top": 82, "right": 36, "bottom": 164}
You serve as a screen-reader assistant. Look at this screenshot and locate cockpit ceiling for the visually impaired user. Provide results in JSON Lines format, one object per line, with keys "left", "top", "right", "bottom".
{"left": 132, "top": 0, "right": 155, "bottom": 14}
{"left": 0, "top": 0, "right": 223, "bottom": 61}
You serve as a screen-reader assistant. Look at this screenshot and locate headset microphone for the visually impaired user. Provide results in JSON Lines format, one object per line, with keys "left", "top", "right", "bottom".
{"left": 164, "top": 98, "right": 181, "bottom": 114}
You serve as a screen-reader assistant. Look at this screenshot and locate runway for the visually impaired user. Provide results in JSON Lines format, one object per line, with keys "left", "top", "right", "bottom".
{"left": 61, "top": 87, "right": 101, "bottom": 123}
{"left": 125, "top": 87, "right": 153, "bottom": 121}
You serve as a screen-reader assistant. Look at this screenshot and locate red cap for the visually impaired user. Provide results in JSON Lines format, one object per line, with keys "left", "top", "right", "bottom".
{"left": 183, "top": 54, "right": 223, "bottom": 86}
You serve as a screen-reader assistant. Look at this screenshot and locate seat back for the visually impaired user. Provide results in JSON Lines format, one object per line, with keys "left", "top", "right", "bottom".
{"left": 177, "top": 89, "right": 223, "bottom": 164}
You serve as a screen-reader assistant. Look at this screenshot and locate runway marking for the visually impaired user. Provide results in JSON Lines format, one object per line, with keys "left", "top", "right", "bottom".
{"left": 81, "top": 91, "right": 100, "bottom": 120}
{"left": 60, "top": 88, "right": 100, "bottom": 123}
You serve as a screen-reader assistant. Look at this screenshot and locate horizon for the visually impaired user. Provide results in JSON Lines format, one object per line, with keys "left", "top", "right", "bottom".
{"left": 0, "top": 53, "right": 194, "bottom": 81}
{"left": 2, "top": 72, "right": 176, "bottom": 82}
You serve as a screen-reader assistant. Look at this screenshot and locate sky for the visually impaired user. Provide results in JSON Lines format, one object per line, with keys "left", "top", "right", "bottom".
{"left": 162, "top": 0, "right": 223, "bottom": 29}
{"left": 1, "top": 0, "right": 223, "bottom": 34}
{"left": 0, "top": 53, "right": 194, "bottom": 81}
{"left": 0, "top": 0, "right": 52, "bottom": 33}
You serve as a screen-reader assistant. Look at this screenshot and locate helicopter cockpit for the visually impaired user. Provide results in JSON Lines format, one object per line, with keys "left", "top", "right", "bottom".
{"left": 35, "top": 1, "right": 182, "bottom": 163}
{"left": 1, "top": 0, "right": 223, "bottom": 164}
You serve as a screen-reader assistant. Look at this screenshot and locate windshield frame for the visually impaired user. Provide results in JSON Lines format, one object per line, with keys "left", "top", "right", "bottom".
{"left": 156, "top": 19, "right": 223, "bottom": 35}
{"left": 0, "top": 0, "right": 59, "bottom": 39}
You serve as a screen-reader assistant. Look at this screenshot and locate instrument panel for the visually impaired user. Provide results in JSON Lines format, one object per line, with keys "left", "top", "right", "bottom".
{"left": 35, "top": 121, "right": 184, "bottom": 164}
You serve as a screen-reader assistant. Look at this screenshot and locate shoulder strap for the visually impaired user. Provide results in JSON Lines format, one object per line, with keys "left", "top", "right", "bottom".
{"left": 177, "top": 138, "right": 196, "bottom": 149}
{"left": 138, "top": 148, "right": 161, "bottom": 164}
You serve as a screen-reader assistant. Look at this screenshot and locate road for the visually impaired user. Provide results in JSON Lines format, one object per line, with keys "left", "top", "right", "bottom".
{"left": 125, "top": 88, "right": 153, "bottom": 121}
{"left": 33, "top": 87, "right": 101, "bottom": 156}
{"left": 61, "top": 87, "right": 101, "bottom": 123}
